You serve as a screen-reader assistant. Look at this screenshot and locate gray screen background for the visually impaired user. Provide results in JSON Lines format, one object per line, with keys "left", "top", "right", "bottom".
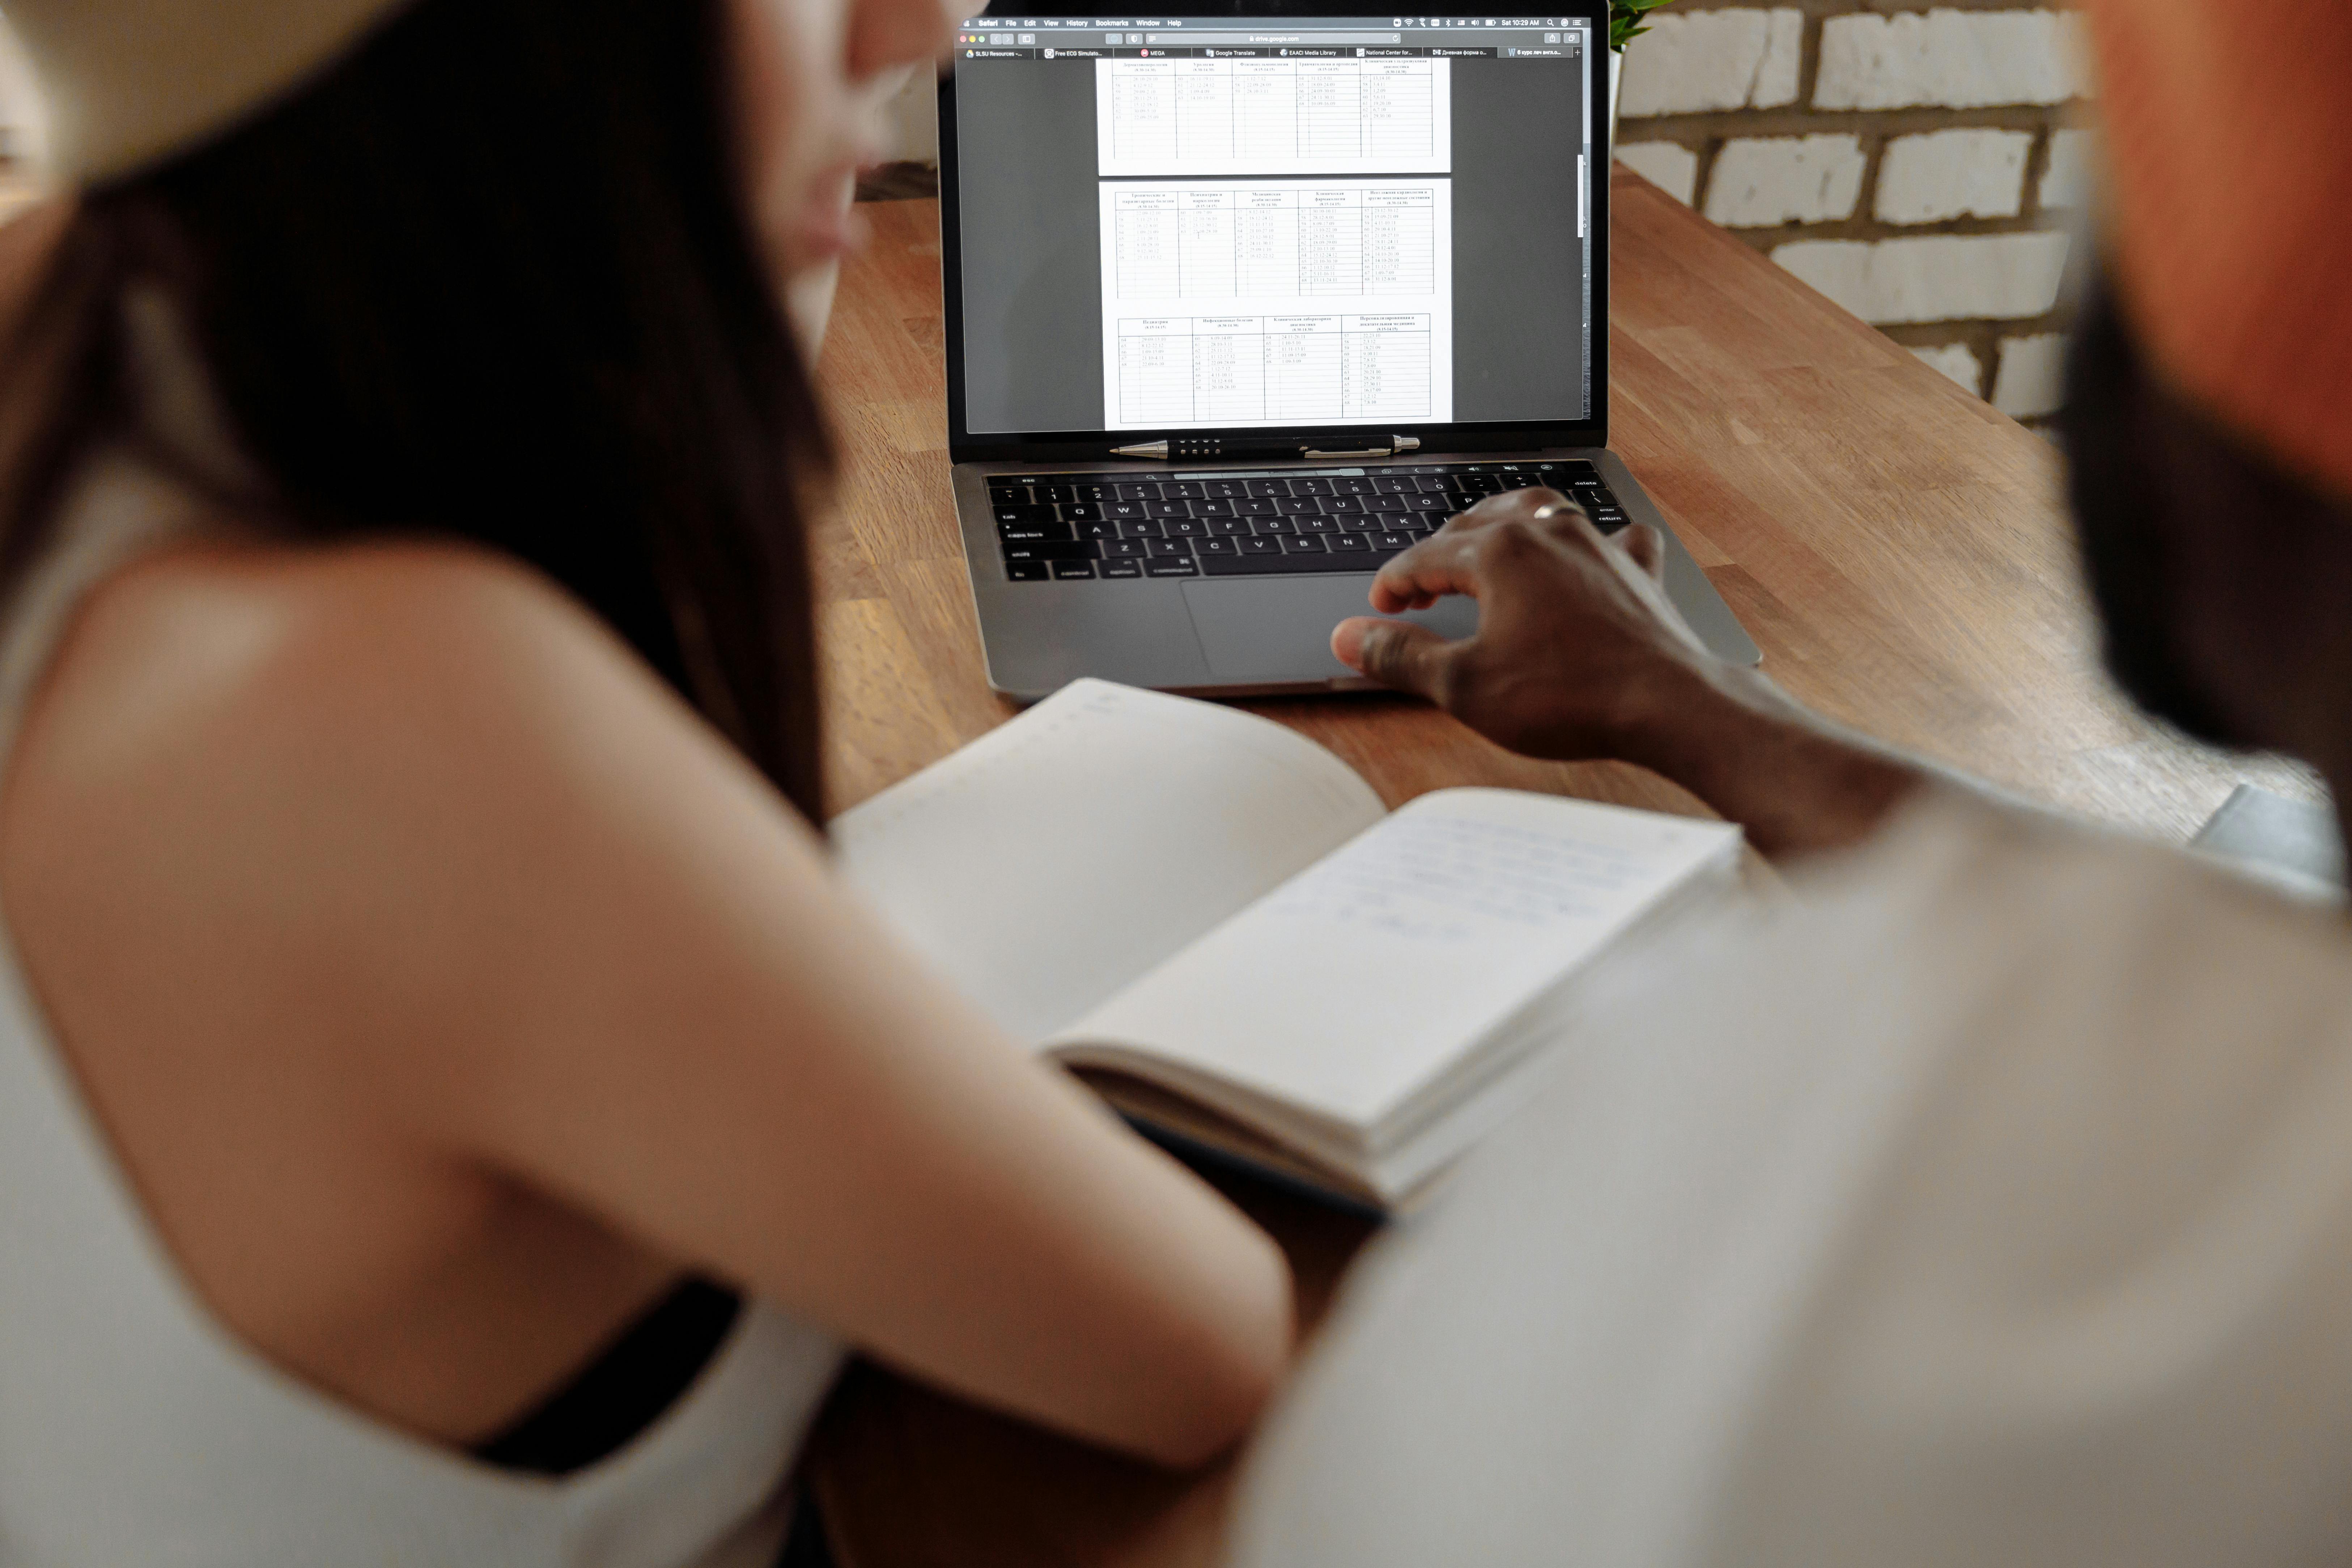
{"left": 954, "top": 52, "right": 1588, "bottom": 435}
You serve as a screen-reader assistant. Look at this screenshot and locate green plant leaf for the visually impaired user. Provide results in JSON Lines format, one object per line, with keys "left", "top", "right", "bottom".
{"left": 1609, "top": 0, "right": 1676, "bottom": 51}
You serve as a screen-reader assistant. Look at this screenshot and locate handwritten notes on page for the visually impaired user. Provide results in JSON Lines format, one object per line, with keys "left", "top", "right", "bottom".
{"left": 1054, "top": 789, "right": 1742, "bottom": 1126}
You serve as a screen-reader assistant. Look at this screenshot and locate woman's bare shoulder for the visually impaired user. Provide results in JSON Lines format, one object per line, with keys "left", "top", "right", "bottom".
{"left": 0, "top": 532, "right": 779, "bottom": 1098}
{"left": 13, "top": 533, "right": 696, "bottom": 819}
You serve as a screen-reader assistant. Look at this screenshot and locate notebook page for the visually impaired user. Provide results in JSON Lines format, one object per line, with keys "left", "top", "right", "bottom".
{"left": 832, "top": 680, "right": 1385, "bottom": 1041}
{"left": 1050, "top": 788, "right": 1741, "bottom": 1127}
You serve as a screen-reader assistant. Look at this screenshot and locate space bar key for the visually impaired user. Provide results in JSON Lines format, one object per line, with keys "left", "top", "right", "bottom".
{"left": 1198, "top": 551, "right": 1402, "bottom": 576}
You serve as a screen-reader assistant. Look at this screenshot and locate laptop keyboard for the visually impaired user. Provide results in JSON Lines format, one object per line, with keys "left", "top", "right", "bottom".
{"left": 990, "top": 460, "right": 1631, "bottom": 582}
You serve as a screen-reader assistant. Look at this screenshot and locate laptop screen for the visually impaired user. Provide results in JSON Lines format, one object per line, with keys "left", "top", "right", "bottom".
{"left": 946, "top": 14, "right": 1597, "bottom": 439}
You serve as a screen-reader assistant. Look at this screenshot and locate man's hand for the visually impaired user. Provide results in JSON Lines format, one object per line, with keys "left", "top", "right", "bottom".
{"left": 1332, "top": 489, "right": 1718, "bottom": 763}
{"left": 1333, "top": 488, "right": 1928, "bottom": 861}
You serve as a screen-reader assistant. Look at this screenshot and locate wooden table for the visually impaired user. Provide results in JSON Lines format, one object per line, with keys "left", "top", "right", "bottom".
{"left": 801, "top": 167, "right": 2305, "bottom": 1567}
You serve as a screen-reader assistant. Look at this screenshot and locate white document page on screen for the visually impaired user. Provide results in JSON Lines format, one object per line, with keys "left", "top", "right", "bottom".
{"left": 1098, "top": 178, "right": 1455, "bottom": 430}
{"left": 1096, "top": 55, "right": 1453, "bottom": 179}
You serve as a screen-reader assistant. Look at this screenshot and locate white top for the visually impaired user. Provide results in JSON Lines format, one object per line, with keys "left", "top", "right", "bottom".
{"left": 0, "top": 331, "right": 841, "bottom": 1565}
{"left": 1232, "top": 789, "right": 2352, "bottom": 1567}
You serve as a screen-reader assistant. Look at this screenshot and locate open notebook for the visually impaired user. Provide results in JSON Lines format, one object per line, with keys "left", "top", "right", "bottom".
{"left": 833, "top": 681, "right": 1742, "bottom": 1207}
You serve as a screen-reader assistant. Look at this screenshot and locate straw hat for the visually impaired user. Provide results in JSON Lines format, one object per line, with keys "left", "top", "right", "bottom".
{"left": 3, "top": 0, "right": 413, "bottom": 185}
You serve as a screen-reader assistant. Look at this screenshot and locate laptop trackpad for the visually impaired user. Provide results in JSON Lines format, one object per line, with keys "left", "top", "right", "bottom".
{"left": 1180, "top": 576, "right": 1479, "bottom": 684}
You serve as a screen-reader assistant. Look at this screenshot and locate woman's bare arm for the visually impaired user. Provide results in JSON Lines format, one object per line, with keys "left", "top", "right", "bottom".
{"left": 5, "top": 538, "right": 1291, "bottom": 1467}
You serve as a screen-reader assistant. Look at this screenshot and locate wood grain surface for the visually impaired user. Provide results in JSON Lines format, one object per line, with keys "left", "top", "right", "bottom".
{"left": 799, "top": 167, "right": 2304, "bottom": 1568}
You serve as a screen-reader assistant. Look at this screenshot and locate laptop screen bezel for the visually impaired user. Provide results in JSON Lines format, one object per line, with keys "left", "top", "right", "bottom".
{"left": 936, "top": 1, "right": 1611, "bottom": 464}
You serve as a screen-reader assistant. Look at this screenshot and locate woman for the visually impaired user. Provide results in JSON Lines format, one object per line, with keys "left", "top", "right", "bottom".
{"left": 0, "top": 0, "right": 1289, "bottom": 1560}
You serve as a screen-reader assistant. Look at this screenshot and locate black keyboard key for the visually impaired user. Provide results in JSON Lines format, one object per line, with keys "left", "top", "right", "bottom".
{"left": 988, "top": 484, "right": 1029, "bottom": 506}
{"left": 1297, "top": 514, "right": 1340, "bottom": 534}
{"left": 1195, "top": 498, "right": 1236, "bottom": 519}
{"left": 1060, "top": 503, "right": 1101, "bottom": 523}
{"left": 1100, "top": 558, "right": 1144, "bottom": 578}
{"left": 1102, "top": 538, "right": 1149, "bottom": 559}
{"left": 1246, "top": 479, "right": 1293, "bottom": 497}
{"left": 1364, "top": 494, "right": 1406, "bottom": 513}
{"left": 1374, "top": 476, "right": 1418, "bottom": 494}
{"left": 1275, "top": 496, "right": 1321, "bottom": 516}
{"left": 1333, "top": 476, "right": 1376, "bottom": 496}
{"left": 1373, "top": 531, "right": 1417, "bottom": 551}
{"left": 1325, "top": 495, "right": 1366, "bottom": 515}
{"left": 1104, "top": 500, "right": 1149, "bottom": 521}
{"left": 994, "top": 503, "right": 1052, "bottom": 524}
{"left": 1115, "top": 482, "right": 1162, "bottom": 500}
{"left": 1403, "top": 492, "right": 1451, "bottom": 513}
{"left": 1147, "top": 500, "right": 1190, "bottom": 520}
{"left": 1204, "top": 479, "right": 1249, "bottom": 499}
{"left": 1209, "top": 518, "right": 1253, "bottom": 537}
{"left": 1004, "top": 559, "right": 1050, "bottom": 581}
{"left": 1197, "top": 537, "right": 1239, "bottom": 557}
{"left": 1050, "top": 558, "right": 1095, "bottom": 579}
{"left": 1002, "top": 540, "right": 1098, "bottom": 564}
{"left": 1331, "top": 532, "right": 1373, "bottom": 552}
{"left": 1282, "top": 534, "right": 1328, "bottom": 554}
{"left": 1074, "top": 483, "right": 1116, "bottom": 503}
{"left": 1037, "top": 484, "right": 1077, "bottom": 503}
{"left": 1144, "top": 557, "right": 1200, "bottom": 578}
{"left": 1146, "top": 537, "right": 1193, "bottom": 558}
{"left": 1255, "top": 515, "right": 1297, "bottom": 535}
{"left": 1077, "top": 521, "right": 1118, "bottom": 541}
{"left": 1288, "top": 476, "right": 1333, "bottom": 496}
{"left": 1237, "top": 535, "right": 1283, "bottom": 556}
{"left": 1235, "top": 498, "right": 1277, "bottom": 518}
{"left": 1198, "top": 551, "right": 1373, "bottom": 577}
{"left": 1162, "top": 480, "right": 1206, "bottom": 500}
{"left": 998, "top": 520, "right": 1074, "bottom": 542}
{"left": 1120, "top": 518, "right": 1164, "bottom": 539}
{"left": 1166, "top": 517, "right": 1208, "bottom": 537}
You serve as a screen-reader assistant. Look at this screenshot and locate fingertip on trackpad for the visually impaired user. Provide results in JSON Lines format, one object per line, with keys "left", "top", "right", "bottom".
{"left": 1180, "top": 577, "right": 1477, "bottom": 684}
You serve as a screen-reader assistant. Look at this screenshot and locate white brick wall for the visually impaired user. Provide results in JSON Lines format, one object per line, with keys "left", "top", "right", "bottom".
{"left": 1909, "top": 342, "right": 1984, "bottom": 392}
{"left": 1704, "top": 134, "right": 1866, "bottom": 226}
{"left": 1991, "top": 332, "right": 2067, "bottom": 416}
{"left": 2038, "top": 126, "right": 2096, "bottom": 210}
{"left": 1616, "top": 141, "right": 1699, "bottom": 205}
{"left": 1615, "top": 3, "right": 2090, "bottom": 426}
{"left": 1875, "top": 128, "right": 2032, "bottom": 223}
{"left": 1773, "top": 231, "right": 2071, "bottom": 324}
{"left": 1617, "top": 8, "right": 1804, "bottom": 115}
{"left": 1814, "top": 9, "right": 2090, "bottom": 111}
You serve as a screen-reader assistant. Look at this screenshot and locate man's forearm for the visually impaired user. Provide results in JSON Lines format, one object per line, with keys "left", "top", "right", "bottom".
{"left": 1622, "top": 664, "right": 1931, "bottom": 862}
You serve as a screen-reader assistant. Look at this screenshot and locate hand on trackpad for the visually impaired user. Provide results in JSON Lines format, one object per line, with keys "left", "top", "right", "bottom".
{"left": 1180, "top": 577, "right": 1478, "bottom": 684}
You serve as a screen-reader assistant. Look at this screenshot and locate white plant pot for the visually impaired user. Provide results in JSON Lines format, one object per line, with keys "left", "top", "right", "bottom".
{"left": 1607, "top": 47, "right": 1622, "bottom": 156}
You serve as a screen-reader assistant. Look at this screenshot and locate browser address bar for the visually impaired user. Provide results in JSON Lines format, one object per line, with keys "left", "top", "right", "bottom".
{"left": 1144, "top": 31, "right": 1405, "bottom": 44}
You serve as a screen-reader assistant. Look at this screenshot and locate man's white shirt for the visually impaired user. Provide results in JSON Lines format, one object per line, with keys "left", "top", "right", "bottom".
{"left": 1232, "top": 789, "right": 2352, "bottom": 1567}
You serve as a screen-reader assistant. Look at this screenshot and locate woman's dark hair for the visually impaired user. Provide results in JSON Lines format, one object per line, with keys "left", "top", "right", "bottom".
{"left": 0, "top": 0, "right": 832, "bottom": 820}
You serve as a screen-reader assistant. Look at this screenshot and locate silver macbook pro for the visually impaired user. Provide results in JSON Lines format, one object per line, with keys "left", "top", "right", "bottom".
{"left": 938, "top": 5, "right": 1759, "bottom": 699}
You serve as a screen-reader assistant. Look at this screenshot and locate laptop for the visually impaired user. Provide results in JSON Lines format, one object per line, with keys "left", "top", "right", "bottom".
{"left": 938, "top": 5, "right": 1759, "bottom": 699}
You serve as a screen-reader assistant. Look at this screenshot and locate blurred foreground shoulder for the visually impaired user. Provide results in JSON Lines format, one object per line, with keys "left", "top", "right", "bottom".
{"left": 0, "top": 534, "right": 759, "bottom": 1100}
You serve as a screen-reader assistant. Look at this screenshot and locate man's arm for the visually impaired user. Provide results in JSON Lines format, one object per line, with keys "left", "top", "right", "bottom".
{"left": 1331, "top": 489, "right": 1929, "bottom": 861}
